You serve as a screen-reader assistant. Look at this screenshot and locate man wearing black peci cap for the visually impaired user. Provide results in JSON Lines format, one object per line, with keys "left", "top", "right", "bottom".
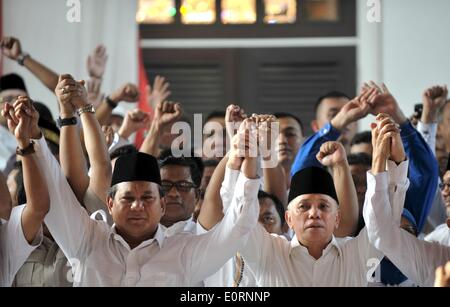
{"left": 30, "top": 133, "right": 261, "bottom": 286}
{"left": 237, "top": 141, "right": 385, "bottom": 286}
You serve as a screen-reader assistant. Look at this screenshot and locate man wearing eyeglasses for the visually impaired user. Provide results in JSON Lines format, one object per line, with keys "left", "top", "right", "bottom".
{"left": 159, "top": 156, "right": 202, "bottom": 237}
{"left": 0, "top": 74, "right": 28, "bottom": 171}
{"left": 425, "top": 155, "right": 450, "bottom": 246}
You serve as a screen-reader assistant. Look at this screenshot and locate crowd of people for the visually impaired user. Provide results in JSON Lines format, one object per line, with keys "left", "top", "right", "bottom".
{"left": 0, "top": 36, "right": 449, "bottom": 287}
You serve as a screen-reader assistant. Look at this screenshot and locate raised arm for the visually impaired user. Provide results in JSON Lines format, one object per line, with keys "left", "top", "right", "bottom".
{"left": 3, "top": 97, "right": 49, "bottom": 243}
{"left": 259, "top": 115, "right": 288, "bottom": 206}
{"left": 1, "top": 37, "right": 58, "bottom": 92}
{"left": 367, "top": 82, "right": 439, "bottom": 231}
{"left": 186, "top": 118, "right": 261, "bottom": 284}
{"left": 140, "top": 101, "right": 182, "bottom": 157}
{"left": 290, "top": 88, "right": 375, "bottom": 176}
{"left": 55, "top": 75, "right": 89, "bottom": 203}
{"left": 316, "top": 141, "right": 359, "bottom": 237}
{"left": 197, "top": 105, "right": 246, "bottom": 230}
{"left": 96, "top": 83, "right": 140, "bottom": 127}
{"left": 65, "top": 76, "right": 112, "bottom": 203}
{"left": 363, "top": 114, "right": 450, "bottom": 286}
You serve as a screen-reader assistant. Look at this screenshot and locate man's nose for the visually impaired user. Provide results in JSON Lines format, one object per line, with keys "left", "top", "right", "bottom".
{"left": 130, "top": 199, "right": 144, "bottom": 210}
{"left": 308, "top": 206, "right": 320, "bottom": 218}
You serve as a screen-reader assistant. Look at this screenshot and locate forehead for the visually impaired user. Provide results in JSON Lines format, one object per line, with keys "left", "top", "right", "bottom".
{"left": 444, "top": 171, "right": 450, "bottom": 182}
{"left": 160, "top": 164, "right": 192, "bottom": 179}
{"left": 318, "top": 97, "right": 349, "bottom": 113}
{"left": 116, "top": 181, "right": 158, "bottom": 194}
{"left": 0, "top": 89, "right": 27, "bottom": 98}
{"left": 279, "top": 117, "right": 301, "bottom": 132}
{"left": 289, "top": 194, "right": 338, "bottom": 207}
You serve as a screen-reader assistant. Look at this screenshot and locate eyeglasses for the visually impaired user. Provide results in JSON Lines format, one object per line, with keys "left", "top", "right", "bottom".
{"left": 161, "top": 181, "right": 196, "bottom": 193}
{"left": 439, "top": 182, "right": 450, "bottom": 191}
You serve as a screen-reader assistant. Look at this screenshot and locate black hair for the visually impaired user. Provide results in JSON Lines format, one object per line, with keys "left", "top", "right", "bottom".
{"left": 347, "top": 153, "right": 372, "bottom": 167}
{"left": 159, "top": 156, "right": 203, "bottom": 187}
{"left": 258, "top": 190, "right": 286, "bottom": 225}
{"left": 351, "top": 131, "right": 372, "bottom": 147}
{"left": 313, "top": 91, "right": 351, "bottom": 115}
{"left": 202, "top": 159, "right": 219, "bottom": 168}
{"left": 204, "top": 111, "right": 226, "bottom": 125}
{"left": 273, "top": 112, "right": 305, "bottom": 137}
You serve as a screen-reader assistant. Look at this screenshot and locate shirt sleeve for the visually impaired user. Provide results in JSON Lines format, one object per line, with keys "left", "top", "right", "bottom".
{"left": 33, "top": 136, "right": 95, "bottom": 262}
{"left": 184, "top": 173, "right": 261, "bottom": 284}
{"left": 364, "top": 160, "right": 450, "bottom": 286}
{"left": 220, "top": 166, "right": 240, "bottom": 213}
{"left": 290, "top": 122, "right": 341, "bottom": 177}
{"left": 416, "top": 121, "right": 437, "bottom": 156}
{"left": 0, "top": 205, "right": 43, "bottom": 287}
{"left": 400, "top": 121, "right": 439, "bottom": 232}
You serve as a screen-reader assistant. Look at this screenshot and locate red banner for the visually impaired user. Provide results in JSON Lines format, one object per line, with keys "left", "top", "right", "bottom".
{"left": 134, "top": 35, "right": 151, "bottom": 149}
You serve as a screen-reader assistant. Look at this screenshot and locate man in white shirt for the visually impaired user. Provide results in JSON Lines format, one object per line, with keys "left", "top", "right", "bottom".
{"left": 364, "top": 115, "right": 450, "bottom": 287}
{"left": 237, "top": 138, "right": 385, "bottom": 286}
{"left": 158, "top": 155, "right": 202, "bottom": 236}
{"left": 1, "top": 97, "right": 49, "bottom": 286}
{"left": 29, "top": 104, "right": 261, "bottom": 286}
{"left": 425, "top": 157, "right": 450, "bottom": 246}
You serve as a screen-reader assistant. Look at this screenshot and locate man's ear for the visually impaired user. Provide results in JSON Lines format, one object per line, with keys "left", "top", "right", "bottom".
{"left": 285, "top": 209, "right": 293, "bottom": 230}
{"left": 311, "top": 120, "right": 320, "bottom": 133}
{"left": 107, "top": 197, "right": 114, "bottom": 216}
{"left": 160, "top": 196, "right": 166, "bottom": 216}
{"left": 334, "top": 209, "right": 341, "bottom": 230}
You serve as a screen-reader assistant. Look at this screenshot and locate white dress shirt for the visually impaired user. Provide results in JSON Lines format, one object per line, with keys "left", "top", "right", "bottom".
{"left": 0, "top": 205, "right": 43, "bottom": 287}
{"left": 161, "top": 217, "right": 197, "bottom": 237}
{"left": 34, "top": 136, "right": 260, "bottom": 286}
{"left": 364, "top": 160, "right": 450, "bottom": 287}
{"left": 199, "top": 167, "right": 259, "bottom": 287}
{"left": 425, "top": 224, "right": 450, "bottom": 246}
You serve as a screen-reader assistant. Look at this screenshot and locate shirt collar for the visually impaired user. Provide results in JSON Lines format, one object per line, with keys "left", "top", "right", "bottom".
{"left": 110, "top": 224, "right": 166, "bottom": 250}
{"left": 289, "top": 233, "right": 342, "bottom": 258}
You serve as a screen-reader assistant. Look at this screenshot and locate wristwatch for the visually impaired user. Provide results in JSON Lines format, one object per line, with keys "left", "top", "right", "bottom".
{"left": 16, "top": 141, "right": 35, "bottom": 156}
{"left": 57, "top": 116, "right": 78, "bottom": 127}
{"left": 77, "top": 104, "right": 95, "bottom": 116}
{"left": 17, "top": 52, "right": 30, "bottom": 66}
{"left": 105, "top": 96, "right": 118, "bottom": 109}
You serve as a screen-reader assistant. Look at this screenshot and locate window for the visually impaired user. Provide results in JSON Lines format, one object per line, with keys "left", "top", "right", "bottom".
{"left": 181, "top": 0, "right": 216, "bottom": 24}
{"left": 136, "top": 0, "right": 176, "bottom": 24}
{"left": 139, "top": 0, "right": 355, "bottom": 38}
{"left": 221, "top": 0, "right": 256, "bottom": 24}
{"left": 264, "top": 0, "right": 297, "bottom": 24}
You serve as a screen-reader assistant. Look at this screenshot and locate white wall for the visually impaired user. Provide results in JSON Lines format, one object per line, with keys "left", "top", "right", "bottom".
{"left": 382, "top": 0, "right": 450, "bottom": 117}
{"left": 2, "top": 0, "right": 138, "bottom": 118}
